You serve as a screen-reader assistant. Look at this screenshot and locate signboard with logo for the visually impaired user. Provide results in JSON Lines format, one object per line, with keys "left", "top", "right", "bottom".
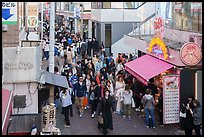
{"left": 163, "top": 75, "right": 180, "bottom": 124}
{"left": 191, "top": 2, "right": 202, "bottom": 12}
{"left": 27, "top": 3, "right": 38, "bottom": 28}
{"left": 2, "top": 2, "right": 17, "bottom": 25}
{"left": 148, "top": 37, "right": 169, "bottom": 60}
{"left": 148, "top": 17, "right": 168, "bottom": 60}
{"left": 74, "top": 7, "right": 81, "bottom": 19}
{"left": 180, "top": 42, "right": 202, "bottom": 66}
{"left": 3, "top": 47, "right": 42, "bottom": 83}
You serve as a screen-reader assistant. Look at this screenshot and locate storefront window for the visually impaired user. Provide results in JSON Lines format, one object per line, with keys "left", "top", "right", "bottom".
{"left": 91, "top": 2, "right": 102, "bottom": 9}
{"left": 124, "top": 2, "right": 135, "bottom": 9}
{"left": 111, "top": 2, "right": 123, "bottom": 9}
{"left": 103, "top": 2, "right": 111, "bottom": 9}
{"left": 171, "top": 2, "right": 202, "bottom": 33}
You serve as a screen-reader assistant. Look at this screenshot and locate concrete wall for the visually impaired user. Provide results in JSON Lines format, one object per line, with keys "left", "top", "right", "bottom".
{"left": 98, "top": 22, "right": 134, "bottom": 47}
{"left": 3, "top": 83, "right": 38, "bottom": 114}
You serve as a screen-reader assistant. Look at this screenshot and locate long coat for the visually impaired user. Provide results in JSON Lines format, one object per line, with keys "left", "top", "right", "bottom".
{"left": 98, "top": 96, "right": 115, "bottom": 130}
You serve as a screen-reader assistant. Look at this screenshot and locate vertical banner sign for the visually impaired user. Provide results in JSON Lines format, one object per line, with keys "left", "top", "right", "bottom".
{"left": 2, "top": 2, "right": 17, "bottom": 25}
{"left": 163, "top": 75, "right": 180, "bottom": 124}
{"left": 74, "top": 7, "right": 81, "bottom": 19}
{"left": 191, "top": 2, "right": 202, "bottom": 12}
{"left": 27, "top": 2, "right": 38, "bottom": 28}
{"left": 174, "top": 2, "right": 182, "bottom": 12}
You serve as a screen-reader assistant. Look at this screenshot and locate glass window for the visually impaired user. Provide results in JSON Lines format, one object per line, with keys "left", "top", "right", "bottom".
{"left": 91, "top": 2, "right": 102, "bottom": 9}
{"left": 172, "top": 2, "right": 202, "bottom": 33}
{"left": 103, "top": 2, "right": 111, "bottom": 9}
{"left": 124, "top": 2, "right": 135, "bottom": 9}
{"left": 111, "top": 2, "right": 123, "bottom": 9}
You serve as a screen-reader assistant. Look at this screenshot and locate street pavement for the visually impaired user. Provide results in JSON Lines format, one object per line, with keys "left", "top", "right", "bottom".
{"left": 41, "top": 55, "right": 187, "bottom": 135}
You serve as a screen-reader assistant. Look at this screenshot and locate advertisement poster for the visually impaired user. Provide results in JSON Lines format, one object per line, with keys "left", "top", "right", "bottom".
{"left": 163, "top": 75, "right": 180, "bottom": 124}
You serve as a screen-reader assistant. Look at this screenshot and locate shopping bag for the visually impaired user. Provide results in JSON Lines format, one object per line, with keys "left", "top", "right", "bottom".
{"left": 60, "top": 50, "right": 64, "bottom": 57}
{"left": 131, "top": 97, "right": 135, "bottom": 108}
{"left": 98, "top": 115, "right": 104, "bottom": 124}
{"left": 82, "top": 97, "right": 88, "bottom": 107}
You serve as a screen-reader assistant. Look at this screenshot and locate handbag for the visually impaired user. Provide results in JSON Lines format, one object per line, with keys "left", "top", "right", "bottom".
{"left": 98, "top": 115, "right": 103, "bottom": 124}
{"left": 179, "top": 111, "right": 186, "bottom": 118}
{"left": 131, "top": 97, "right": 135, "bottom": 108}
{"left": 82, "top": 96, "right": 88, "bottom": 107}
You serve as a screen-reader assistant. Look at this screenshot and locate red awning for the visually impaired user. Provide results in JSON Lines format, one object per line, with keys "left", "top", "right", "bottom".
{"left": 125, "top": 54, "right": 173, "bottom": 85}
{"left": 2, "top": 88, "right": 13, "bottom": 135}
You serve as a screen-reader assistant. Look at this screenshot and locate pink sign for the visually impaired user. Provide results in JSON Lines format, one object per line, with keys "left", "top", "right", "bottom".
{"left": 180, "top": 42, "right": 202, "bottom": 66}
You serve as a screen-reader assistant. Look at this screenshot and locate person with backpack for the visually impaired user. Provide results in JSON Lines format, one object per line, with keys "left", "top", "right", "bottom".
{"left": 141, "top": 88, "right": 156, "bottom": 129}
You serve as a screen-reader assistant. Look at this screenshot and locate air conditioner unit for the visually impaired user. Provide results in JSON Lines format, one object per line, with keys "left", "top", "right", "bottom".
{"left": 2, "top": 25, "right": 8, "bottom": 32}
{"left": 189, "top": 35, "right": 202, "bottom": 47}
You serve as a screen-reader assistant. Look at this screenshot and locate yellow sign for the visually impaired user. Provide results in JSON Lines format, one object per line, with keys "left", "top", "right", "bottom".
{"left": 148, "top": 37, "right": 169, "bottom": 60}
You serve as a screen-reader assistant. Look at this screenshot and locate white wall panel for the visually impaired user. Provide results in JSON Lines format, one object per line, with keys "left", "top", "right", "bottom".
{"left": 3, "top": 83, "right": 38, "bottom": 114}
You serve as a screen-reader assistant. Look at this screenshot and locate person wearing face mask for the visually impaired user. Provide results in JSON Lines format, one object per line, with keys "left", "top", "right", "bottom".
{"left": 98, "top": 89, "right": 115, "bottom": 135}
{"left": 75, "top": 76, "right": 87, "bottom": 118}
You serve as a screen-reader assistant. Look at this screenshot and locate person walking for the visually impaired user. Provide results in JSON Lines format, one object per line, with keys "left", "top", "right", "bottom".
{"left": 141, "top": 88, "right": 156, "bottom": 129}
{"left": 122, "top": 85, "right": 133, "bottom": 120}
{"left": 115, "top": 75, "right": 125, "bottom": 114}
{"left": 189, "top": 99, "right": 202, "bottom": 135}
{"left": 87, "top": 38, "right": 92, "bottom": 57}
{"left": 89, "top": 79, "right": 100, "bottom": 118}
{"left": 181, "top": 95, "right": 197, "bottom": 135}
{"left": 75, "top": 76, "right": 87, "bottom": 118}
{"left": 92, "top": 37, "right": 99, "bottom": 56}
{"left": 180, "top": 96, "right": 195, "bottom": 135}
{"left": 60, "top": 88, "right": 72, "bottom": 128}
{"left": 98, "top": 89, "right": 115, "bottom": 135}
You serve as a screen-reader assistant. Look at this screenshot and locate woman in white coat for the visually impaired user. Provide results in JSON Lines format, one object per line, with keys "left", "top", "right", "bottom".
{"left": 115, "top": 75, "right": 125, "bottom": 114}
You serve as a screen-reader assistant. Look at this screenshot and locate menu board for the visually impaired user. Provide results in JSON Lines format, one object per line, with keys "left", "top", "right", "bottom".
{"left": 163, "top": 75, "right": 180, "bottom": 124}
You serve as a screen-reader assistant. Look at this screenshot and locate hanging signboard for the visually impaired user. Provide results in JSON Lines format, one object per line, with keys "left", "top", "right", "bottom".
{"left": 2, "top": 2, "right": 17, "bottom": 25}
{"left": 191, "top": 2, "right": 202, "bottom": 12}
{"left": 180, "top": 42, "right": 202, "bottom": 66}
{"left": 163, "top": 75, "right": 180, "bottom": 124}
{"left": 27, "top": 3, "right": 38, "bottom": 28}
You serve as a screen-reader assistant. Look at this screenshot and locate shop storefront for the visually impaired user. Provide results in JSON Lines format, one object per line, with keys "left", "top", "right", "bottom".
{"left": 124, "top": 16, "right": 202, "bottom": 125}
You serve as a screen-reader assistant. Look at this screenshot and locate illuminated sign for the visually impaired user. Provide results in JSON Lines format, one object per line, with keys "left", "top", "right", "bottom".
{"left": 148, "top": 37, "right": 169, "bottom": 60}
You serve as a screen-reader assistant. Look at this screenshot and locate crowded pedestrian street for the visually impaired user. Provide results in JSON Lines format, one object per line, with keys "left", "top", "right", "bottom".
{"left": 2, "top": 2, "right": 202, "bottom": 135}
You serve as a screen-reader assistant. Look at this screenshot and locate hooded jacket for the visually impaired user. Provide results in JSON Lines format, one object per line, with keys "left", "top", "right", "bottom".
{"left": 141, "top": 94, "right": 155, "bottom": 109}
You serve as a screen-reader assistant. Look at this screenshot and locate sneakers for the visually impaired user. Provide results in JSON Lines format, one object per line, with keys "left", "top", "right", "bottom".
{"left": 85, "top": 106, "right": 87, "bottom": 110}
{"left": 79, "top": 114, "right": 83, "bottom": 118}
{"left": 146, "top": 126, "right": 149, "bottom": 128}
{"left": 91, "top": 114, "right": 95, "bottom": 118}
{"left": 128, "top": 116, "right": 131, "bottom": 120}
{"left": 152, "top": 126, "right": 156, "bottom": 129}
{"left": 123, "top": 115, "right": 126, "bottom": 119}
{"left": 94, "top": 111, "right": 96, "bottom": 115}
{"left": 135, "top": 108, "right": 140, "bottom": 112}
{"left": 64, "top": 125, "right": 70, "bottom": 128}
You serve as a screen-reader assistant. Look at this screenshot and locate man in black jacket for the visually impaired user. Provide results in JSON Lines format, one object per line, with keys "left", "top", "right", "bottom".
{"left": 92, "top": 37, "right": 99, "bottom": 56}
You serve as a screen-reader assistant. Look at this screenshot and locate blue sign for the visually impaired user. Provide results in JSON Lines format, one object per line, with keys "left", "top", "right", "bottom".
{"left": 2, "top": 9, "right": 14, "bottom": 20}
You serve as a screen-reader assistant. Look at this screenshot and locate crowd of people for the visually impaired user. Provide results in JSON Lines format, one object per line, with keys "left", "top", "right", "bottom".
{"left": 41, "top": 22, "right": 202, "bottom": 135}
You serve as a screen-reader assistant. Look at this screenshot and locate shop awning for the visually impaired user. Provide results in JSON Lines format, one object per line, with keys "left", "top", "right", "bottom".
{"left": 124, "top": 54, "right": 173, "bottom": 85}
{"left": 39, "top": 71, "right": 69, "bottom": 88}
{"left": 2, "top": 88, "right": 13, "bottom": 135}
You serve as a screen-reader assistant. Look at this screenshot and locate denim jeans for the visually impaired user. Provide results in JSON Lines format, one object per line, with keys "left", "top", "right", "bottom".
{"left": 54, "top": 98, "right": 59, "bottom": 109}
{"left": 144, "top": 108, "right": 156, "bottom": 127}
